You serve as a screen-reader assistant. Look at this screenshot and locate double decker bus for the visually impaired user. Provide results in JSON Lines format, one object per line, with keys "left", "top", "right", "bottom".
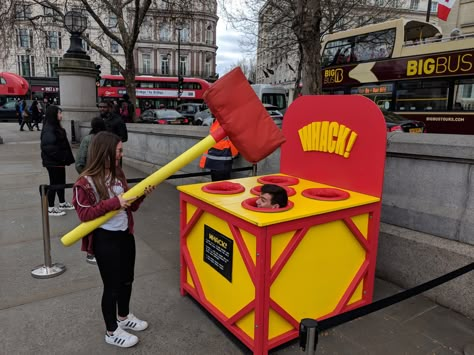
{"left": 98, "top": 75, "right": 211, "bottom": 112}
{"left": 320, "top": 18, "right": 474, "bottom": 134}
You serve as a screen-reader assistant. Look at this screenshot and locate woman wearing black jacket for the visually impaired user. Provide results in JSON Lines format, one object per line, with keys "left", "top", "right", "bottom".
{"left": 40, "top": 105, "right": 75, "bottom": 216}
{"left": 31, "top": 100, "right": 41, "bottom": 131}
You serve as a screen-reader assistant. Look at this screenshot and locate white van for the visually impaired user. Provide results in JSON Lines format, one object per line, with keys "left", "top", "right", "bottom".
{"left": 251, "top": 84, "right": 287, "bottom": 113}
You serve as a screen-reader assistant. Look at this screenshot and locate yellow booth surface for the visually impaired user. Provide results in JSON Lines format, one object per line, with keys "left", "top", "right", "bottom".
{"left": 178, "top": 174, "right": 381, "bottom": 354}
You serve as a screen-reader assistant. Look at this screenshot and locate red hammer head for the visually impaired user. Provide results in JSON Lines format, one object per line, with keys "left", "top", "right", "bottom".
{"left": 203, "top": 68, "right": 286, "bottom": 164}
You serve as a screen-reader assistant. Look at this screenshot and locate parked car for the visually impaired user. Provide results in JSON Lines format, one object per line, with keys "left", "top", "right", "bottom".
{"left": 264, "top": 104, "right": 284, "bottom": 128}
{"left": 139, "top": 109, "right": 189, "bottom": 125}
{"left": 194, "top": 108, "right": 214, "bottom": 126}
{"left": 383, "top": 110, "right": 426, "bottom": 133}
{"left": 176, "top": 103, "right": 205, "bottom": 125}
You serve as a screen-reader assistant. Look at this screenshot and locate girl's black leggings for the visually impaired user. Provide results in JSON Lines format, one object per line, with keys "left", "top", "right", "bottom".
{"left": 46, "top": 166, "right": 66, "bottom": 207}
{"left": 93, "top": 228, "right": 135, "bottom": 332}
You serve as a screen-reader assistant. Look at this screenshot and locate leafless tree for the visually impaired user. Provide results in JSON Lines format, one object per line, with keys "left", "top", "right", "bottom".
{"left": 219, "top": 0, "right": 404, "bottom": 96}
{"left": 0, "top": 0, "right": 207, "bottom": 121}
{"left": 226, "top": 56, "right": 257, "bottom": 82}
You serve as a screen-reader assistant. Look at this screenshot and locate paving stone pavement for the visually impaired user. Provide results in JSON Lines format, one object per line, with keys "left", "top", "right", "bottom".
{"left": 0, "top": 123, "right": 472, "bottom": 354}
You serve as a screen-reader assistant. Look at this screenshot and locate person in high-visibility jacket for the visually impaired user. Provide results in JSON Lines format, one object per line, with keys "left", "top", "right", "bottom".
{"left": 199, "top": 120, "right": 239, "bottom": 181}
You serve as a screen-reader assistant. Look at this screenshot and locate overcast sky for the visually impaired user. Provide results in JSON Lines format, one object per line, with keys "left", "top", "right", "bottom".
{"left": 215, "top": 3, "right": 253, "bottom": 77}
{"left": 215, "top": 24, "right": 243, "bottom": 75}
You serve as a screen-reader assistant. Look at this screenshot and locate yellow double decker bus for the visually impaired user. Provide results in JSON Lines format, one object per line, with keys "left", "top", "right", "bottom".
{"left": 321, "top": 18, "right": 474, "bottom": 134}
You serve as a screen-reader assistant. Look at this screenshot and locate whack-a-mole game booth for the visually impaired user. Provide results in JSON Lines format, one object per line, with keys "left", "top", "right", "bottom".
{"left": 178, "top": 95, "right": 387, "bottom": 354}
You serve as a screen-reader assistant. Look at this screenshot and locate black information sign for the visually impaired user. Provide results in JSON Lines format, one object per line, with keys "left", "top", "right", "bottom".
{"left": 203, "top": 225, "right": 233, "bottom": 282}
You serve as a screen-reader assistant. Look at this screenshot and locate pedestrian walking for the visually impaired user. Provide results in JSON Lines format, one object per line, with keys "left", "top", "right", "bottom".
{"left": 75, "top": 117, "right": 107, "bottom": 264}
{"left": 98, "top": 101, "right": 128, "bottom": 142}
{"left": 31, "top": 100, "right": 42, "bottom": 131}
{"left": 19, "top": 99, "right": 33, "bottom": 131}
{"left": 120, "top": 94, "right": 134, "bottom": 123}
{"left": 199, "top": 120, "right": 239, "bottom": 181}
{"left": 15, "top": 98, "right": 22, "bottom": 126}
{"left": 72, "top": 131, "right": 155, "bottom": 348}
{"left": 40, "top": 105, "right": 75, "bottom": 216}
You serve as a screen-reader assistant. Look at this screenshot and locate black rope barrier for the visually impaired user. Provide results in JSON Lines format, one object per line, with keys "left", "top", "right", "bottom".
{"left": 300, "top": 262, "right": 474, "bottom": 352}
{"left": 43, "top": 166, "right": 255, "bottom": 192}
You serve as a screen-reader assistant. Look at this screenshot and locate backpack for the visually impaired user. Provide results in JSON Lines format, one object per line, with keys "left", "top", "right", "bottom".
{"left": 120, "top": 102, "right": 129, "bottom": 120}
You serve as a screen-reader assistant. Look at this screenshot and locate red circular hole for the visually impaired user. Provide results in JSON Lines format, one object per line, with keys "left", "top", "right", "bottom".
{"left": 257, "top": 175, "right": 299, "bottom": 186}
{"left": 301, "top": 188, "right": 350, "bottom": 201}
{"left": 250, "top": 185, "right": 296, "bottom": 197}
{"left": 201, "top": 182, "right": 245, "bottom": 194}
{"left": 241, "top": 197, "right": 294, "bottom": 212}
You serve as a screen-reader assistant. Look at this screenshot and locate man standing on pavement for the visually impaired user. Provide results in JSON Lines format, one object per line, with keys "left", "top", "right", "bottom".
{"left": 199, "top": 120, "right": 238, "bottom": 181}
{"left": 98, "top": 101, "right": 128, "bottom": 143}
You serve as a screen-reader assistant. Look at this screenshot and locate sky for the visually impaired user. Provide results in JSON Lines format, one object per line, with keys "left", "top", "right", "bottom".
{"left": 215, "top": 8, "right": 248, "bottom": 76}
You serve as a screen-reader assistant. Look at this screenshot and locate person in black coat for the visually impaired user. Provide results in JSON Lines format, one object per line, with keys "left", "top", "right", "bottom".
{"left": 98, "top": 101, "right": 128, "bottom": 142}
{"left": 31, "top": 100, "right": 41, "bottom": 131}
{"left": 40, "top": 105, "right": 75, "bottom": 217}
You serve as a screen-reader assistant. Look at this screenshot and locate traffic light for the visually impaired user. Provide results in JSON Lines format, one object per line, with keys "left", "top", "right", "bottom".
{"left": 95, "top": 64, "right": 101, "bottom": 85}
{"left": 177, "top": 76, "right": 184, "bottom": 95}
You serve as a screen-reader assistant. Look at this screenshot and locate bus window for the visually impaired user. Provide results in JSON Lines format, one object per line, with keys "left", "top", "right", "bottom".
{"left": 454, "top": 79, "right": 474, "bottom": 111}
{"left": 262, "top": 93, "right": 286, "bottom": 111}
{"left": 138, "top": 81, "right": 154, "bottom": 88}
{"left": 350, "top": 83, "right": 394, "bottom": 109}
{"left": 396, "top": 80, "right": 449, "bottom": 111}
{"left": 322, "top": 28, "right": 396, "bottom": 67}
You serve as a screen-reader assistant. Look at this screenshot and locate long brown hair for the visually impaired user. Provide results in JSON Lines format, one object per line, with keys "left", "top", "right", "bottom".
{"left": 79, "top": 131, "right": 124, "bottom": 200}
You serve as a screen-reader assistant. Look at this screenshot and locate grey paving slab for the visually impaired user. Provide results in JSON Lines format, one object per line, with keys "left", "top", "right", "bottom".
{"left": 1, "top": 122, "right": 473, "bottom": 355}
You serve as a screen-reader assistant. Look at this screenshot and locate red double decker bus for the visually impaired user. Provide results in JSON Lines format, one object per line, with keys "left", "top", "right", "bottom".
{"left": 98, "top": 75, "right": 211, "bottom": 111}
{"left": 320, "top": 19, "right": 474, "bottom": 134}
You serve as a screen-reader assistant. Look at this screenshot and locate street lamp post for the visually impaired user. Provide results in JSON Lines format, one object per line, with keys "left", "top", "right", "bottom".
{"left": 63, "top": 10, "right": 89, "bottom": 60}
{"left": 177, "top": 24, "right": 183, "bottom": 101}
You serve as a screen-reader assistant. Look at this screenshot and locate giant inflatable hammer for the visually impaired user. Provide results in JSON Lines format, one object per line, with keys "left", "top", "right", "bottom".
{"left": 61, "top": 68, "right": 286, "bottom": 246}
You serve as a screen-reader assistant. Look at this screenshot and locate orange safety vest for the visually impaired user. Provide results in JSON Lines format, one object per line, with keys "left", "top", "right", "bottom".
{"left": 199, "top": 121, "right": 238, "bottom": 169}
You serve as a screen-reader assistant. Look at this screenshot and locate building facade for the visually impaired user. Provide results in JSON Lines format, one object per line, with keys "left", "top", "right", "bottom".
{"left": 0, "top": 1, "right": 218, "bottom": 101}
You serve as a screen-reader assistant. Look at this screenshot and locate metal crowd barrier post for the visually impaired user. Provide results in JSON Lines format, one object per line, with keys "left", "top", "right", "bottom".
{"left": 31, "top": 184, "right": 66, "bottom": 279}
{"left": 71, "top": 120, "right": 77, "bottom": 144}
{"left": 299, "top": 318, "right": 318, "bottom": 355}
{"left": 252, "top": 163, "right": 258, "bottom": 176}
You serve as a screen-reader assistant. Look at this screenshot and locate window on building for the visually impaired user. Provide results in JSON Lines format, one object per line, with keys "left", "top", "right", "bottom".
{"left": 110, "top": 40, "right": 119, "bottom": 53}
{"left": 159, "top": 23, "right": 170, "bottom": 41}
{"left": 17, "top": 55, "right": 35, "bottom": 77}
{"left": 111, "top": 64, "right": 121, "bottom": 75}
{"left": 180, "top": 26, "right": 190, "bottom": 43}
{"left": 46, "top": 31, "right": 62, "bottom": 50}
{"left": 205, "top": 24, "right": 213, "bottom": 44}
{"left": 140, "top": 16, "right": 153, "bottom": 40}
{"left": 431, "top": 1, "right": 438, "bottom": 12}
{"left": 43, "top": 6, "right": 61, "bottom": 21}
{"left": 142, "top": 53, "right": 151, "bottom": 74}
{"left": 82, "top": 33, "right": 90, "bottom": 51}
{"left": 409, "top": 0, "right": 419, "bottom": 10}
{"left": 16, "top": 4, "right": 32, "bottom": 19}
{"left": 179, "top": 55, "right": 187, "bottom": 76}
{"left": 46, "top": 57, "right": 59, "bottom": 77}
{"left": 109, "top": 13, "right": 118, "bottom": 28}
{"left": 204, "top": 61, "right": 211, "bottom": 78}
{"left": 17, "top": 29, "right": 32, "bottom": 48}
{"left": 160, "top": 55, "right": 170, "bottom": 75}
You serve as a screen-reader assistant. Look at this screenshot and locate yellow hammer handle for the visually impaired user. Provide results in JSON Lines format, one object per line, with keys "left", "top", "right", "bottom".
{"left": 61, "top": 133, "right": 219, "bottom": 246}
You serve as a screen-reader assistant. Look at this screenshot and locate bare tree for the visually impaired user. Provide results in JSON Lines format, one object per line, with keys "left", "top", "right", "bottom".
{"left": 225, "top": 56, "right": 257, "bottom": 82}
{"left": 1, "top": 0, "right": 208, "bottom": 121}
{"left": 219, "top": 0, "right": 404, "bottom": 96}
